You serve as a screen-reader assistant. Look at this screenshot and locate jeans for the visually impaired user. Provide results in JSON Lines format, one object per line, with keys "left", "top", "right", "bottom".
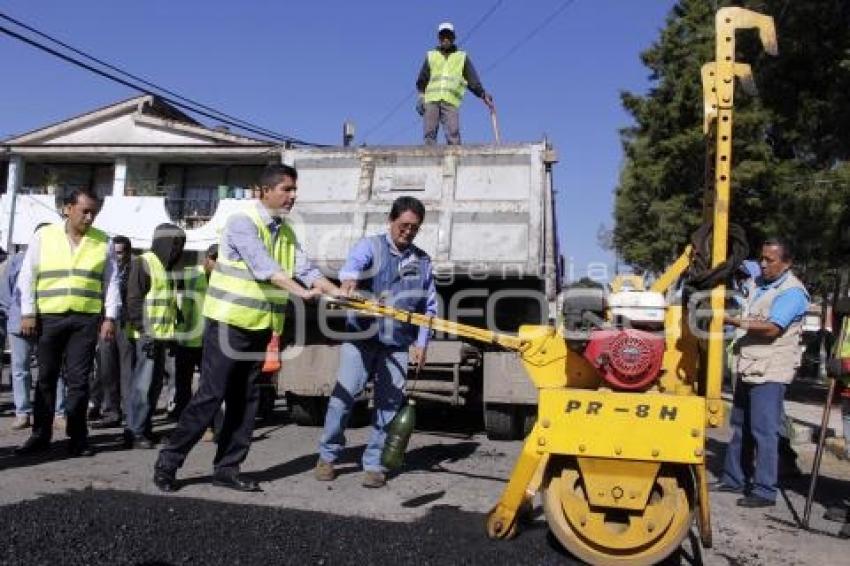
{"left": 423, "top": 101, "right": 460, "bottom": 145}
{"left": 126, "top": 336, "right": 164, "bottom": 437}
{"left": 319, "top": 340, "right": 408, "bottom": 472}
{"left": 721, "top": 377, "right": 786, "bottom": 500}
{"left": 10, "top": 333, "right": 34, "bottom": 416}
{"left": 10, "top": 333, "right": 66, "bottom": 416}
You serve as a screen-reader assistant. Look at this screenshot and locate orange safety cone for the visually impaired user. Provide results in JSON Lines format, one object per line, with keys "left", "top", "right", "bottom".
{"left": 261, "top": 333, "right": 281, "bottom": 373}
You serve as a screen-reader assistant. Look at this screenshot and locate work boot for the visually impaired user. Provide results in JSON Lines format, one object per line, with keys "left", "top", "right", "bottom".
{"left": 10, "top": 415, "right": 30, "bottom": 430}
{"left": 736, "top": 495, "right": 775, "bottom": 508}
{"left": 314, "top": 459, "right": 335, "bottom": 481}
{"left": 362, "top": 471, "right": 386, "bottom": 489}
{"left": 123, "top": 430, "right": 156, "bottom": 449}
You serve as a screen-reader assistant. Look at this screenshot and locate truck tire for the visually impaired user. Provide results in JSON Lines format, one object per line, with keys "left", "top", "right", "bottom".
{"left": 484, "top": 403, "right": 519, "bottom": 440}
{"left": 257, "top": 387, "right": 277, "bottom": 422}
{"left": 289, "top": 395, "right": 327, "bottom": 427}
{"left": 521, "top": 405, "right": 537, "bottom": 437}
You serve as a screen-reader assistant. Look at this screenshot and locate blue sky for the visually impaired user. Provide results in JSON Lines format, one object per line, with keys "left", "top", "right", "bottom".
{"left": 0, "top": 0, "right": 676, "bottom": 281}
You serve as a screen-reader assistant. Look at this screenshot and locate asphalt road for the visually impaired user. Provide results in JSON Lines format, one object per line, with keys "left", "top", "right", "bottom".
{"left": 0, "top": 489, "right": 586, "bottom": 566}
{"left": 1, "top": 391, "right": 849, "bottom": 565}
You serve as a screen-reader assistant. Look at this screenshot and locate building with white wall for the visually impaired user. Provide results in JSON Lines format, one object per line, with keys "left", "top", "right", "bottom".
{"left": 1, "top": 95, "right": 282, "bottom": 251}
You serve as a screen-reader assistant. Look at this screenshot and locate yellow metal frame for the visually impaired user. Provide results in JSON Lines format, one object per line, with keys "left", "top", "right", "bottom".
{"left": 703, "top": 8, "right": 777, "bottom": 426}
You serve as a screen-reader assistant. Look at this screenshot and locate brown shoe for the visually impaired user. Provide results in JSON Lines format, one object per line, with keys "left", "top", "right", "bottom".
{"left": 315, "top": 459, "right": 335, "bottom": 481}
{"left": 362, "top": 471, "right": 386, "bottom": 488}
{"left": 10, "top": 415, "right": 30, "bottom": 430}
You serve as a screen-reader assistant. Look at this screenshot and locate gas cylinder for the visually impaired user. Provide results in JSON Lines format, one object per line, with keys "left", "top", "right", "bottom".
{"left": 380, "top": 399, "right": 416, "bottom": 470}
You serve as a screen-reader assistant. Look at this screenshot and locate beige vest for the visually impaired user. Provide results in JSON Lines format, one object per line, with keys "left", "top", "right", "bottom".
{"left": 735, "top": 271, "right": 808, "bottom": 384}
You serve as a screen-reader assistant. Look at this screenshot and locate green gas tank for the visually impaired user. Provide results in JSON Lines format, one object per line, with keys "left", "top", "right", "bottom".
{"left": 380, "top": 399, "right": 416, "bottom": 470}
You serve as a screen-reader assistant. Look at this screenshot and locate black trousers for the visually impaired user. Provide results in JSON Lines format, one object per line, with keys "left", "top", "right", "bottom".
{"left": 156, "top": 320, "right": 269, "bottom": 475}
{"left": 33, "top": 313, "right": 100, "bottom": 444}
{"left": 172, "top": 344, "right": 203, "bottom": 419}
{"left": 91, "top": 324, "right": 133, "bottom": 419}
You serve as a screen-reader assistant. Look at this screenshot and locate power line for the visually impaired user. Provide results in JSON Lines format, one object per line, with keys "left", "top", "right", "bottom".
{"left": 0, "top": 13, "right": 293, "bottom": 143}
{"left": 456, "top": 0, "right": 505, "bottom": 46}
{"left": 361, "top": 0, "right": 504, "bottom": 143}
{"left": 483, "top": 0, "right": 576, "bottom": 73}
{"left": 0, "top": 15, "right": 324, "bottom": 146}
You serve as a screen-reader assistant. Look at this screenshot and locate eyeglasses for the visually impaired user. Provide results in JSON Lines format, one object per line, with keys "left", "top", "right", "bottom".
{"left": 396, "top": 222, "right": 421, "bottom": 233}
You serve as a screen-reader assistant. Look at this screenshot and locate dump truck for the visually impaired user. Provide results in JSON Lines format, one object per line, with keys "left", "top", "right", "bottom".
{"left": 276, "top": 141, "right": 560, "bottom": 439}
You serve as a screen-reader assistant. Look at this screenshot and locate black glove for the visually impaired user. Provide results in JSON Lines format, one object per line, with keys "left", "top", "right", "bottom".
{"left": 416, "top": 97, "right": 426, "bottom": 116}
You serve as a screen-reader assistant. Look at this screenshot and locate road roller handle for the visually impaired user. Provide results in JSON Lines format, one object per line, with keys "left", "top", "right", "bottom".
{"left": 324, "top": 295, "right": 570, "bottom": 388}
{"left": 324, "top": 295, "right": 531, "bottom": 352}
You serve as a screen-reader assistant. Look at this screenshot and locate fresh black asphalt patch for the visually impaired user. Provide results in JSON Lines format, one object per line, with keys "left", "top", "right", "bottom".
{"left": 0, "top": 489, "right": 579, "bottom": 565}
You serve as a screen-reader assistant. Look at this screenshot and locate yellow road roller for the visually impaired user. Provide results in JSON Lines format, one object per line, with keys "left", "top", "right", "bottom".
{"left": 330, "top": 7, "right": 777, "bottom": 564}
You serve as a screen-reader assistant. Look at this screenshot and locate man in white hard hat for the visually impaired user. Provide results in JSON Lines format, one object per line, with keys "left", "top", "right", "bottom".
{"left": 415, "top": 21, "right": 494, "bottom": 145}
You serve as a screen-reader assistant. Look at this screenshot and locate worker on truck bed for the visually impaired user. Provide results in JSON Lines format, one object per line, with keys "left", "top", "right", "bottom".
{"left": 315, "top": 195, "right": 438, "bottom": 488}
{"left": 154, "top": 163, "right": 343, "bottom": 493}
{"left": 416, "top": 21, "right": 494, "bottom": 145}
{"left": 714, "top": 237, "right": 809, "bottom": 508}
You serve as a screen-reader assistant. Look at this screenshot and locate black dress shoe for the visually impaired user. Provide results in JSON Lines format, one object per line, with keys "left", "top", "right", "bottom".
{"left": 153, "top": 469, "right": 178, "bottom": 493}
{"left": 736, "top": 495, "right": 775, "bottom": 508}
{"left": 14, "top": 436, "right": 50, "bottom": 456}
{"left": 68, "top": 443, "right": 96, "bottom": 458}
{"left": 212, "top": 474, "right": 262, "bottom": 492}
{"left": 87, "top": 407, "right": 102, "bottom": 422}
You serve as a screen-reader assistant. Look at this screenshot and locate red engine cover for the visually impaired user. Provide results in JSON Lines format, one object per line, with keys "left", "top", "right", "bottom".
{"left": 583, "top": 329, "right": 665, "bottom": 391}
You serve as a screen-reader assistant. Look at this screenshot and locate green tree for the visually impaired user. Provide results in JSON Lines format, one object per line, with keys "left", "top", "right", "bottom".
{"left": 613, "top": 0, "right": 850, "bottom": 284}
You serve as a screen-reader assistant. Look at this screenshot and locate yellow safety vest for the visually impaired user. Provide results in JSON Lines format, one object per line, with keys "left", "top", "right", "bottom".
{"left": 178, "top": 265, "right": 208, "bottom": 348}
{"left": 203, "top": 205, "right": 296, "bottom": 333}
{"left": 424, "top": 49, "right": 467, "bottom": 107}
{"left": 35, "top": 223, "right": 108, "bottom": 314}
{"left": 133, "top": 251, "right": 176, "bottom": 340}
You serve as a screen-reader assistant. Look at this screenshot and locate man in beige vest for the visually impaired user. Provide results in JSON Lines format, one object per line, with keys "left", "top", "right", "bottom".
{"left": 714, "top": 238, "right": 809, "bottom": 508}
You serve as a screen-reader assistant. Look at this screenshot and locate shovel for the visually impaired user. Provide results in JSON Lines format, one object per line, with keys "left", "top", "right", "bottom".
{"left": 489, "top": 107, "right": 501, "bottom": 145}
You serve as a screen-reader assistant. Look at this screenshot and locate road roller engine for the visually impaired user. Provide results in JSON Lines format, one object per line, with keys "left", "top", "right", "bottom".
{"left": 329, "top": 7, "right": 778, "bottom": 564}
{"left": 563, "top": 281, "right": 667, "bottom": 392}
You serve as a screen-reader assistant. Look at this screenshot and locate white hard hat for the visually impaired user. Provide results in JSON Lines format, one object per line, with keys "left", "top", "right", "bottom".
{"left": 437, "top": 22, "right": 455, "bottom": 34}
